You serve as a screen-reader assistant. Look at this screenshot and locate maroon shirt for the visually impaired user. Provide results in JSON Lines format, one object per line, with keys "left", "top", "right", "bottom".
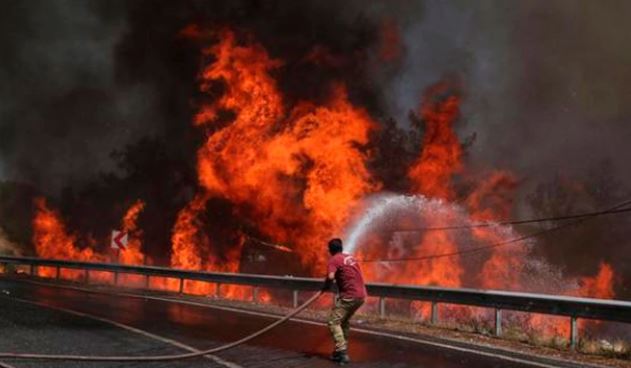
{"left": 327, "top": 252, "right": 367, "bottom": 299}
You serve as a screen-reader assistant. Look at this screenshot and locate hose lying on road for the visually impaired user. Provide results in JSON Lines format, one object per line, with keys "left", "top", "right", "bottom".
{"left": 0, "top": 290, "right": 323, "bottom": 361}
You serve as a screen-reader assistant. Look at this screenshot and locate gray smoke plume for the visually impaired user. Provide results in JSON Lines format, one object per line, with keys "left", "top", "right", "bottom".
{"left": 0, "top": 1, "right": 159, "bottom": 192}
{"left": 380, "top": 1, "right": 631, "bottom": 189}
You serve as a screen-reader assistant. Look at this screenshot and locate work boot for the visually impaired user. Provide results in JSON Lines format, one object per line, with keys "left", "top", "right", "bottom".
{"left": 331, "top": 350, "right": 350, "bottom": 365}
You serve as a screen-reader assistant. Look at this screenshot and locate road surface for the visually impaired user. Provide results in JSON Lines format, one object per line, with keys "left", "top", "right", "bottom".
{"left": 0, "top": 277, "right": 587, "bottom": 368}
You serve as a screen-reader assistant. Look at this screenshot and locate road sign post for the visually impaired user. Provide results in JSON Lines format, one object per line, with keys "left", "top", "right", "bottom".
{"left": 111, "top": 230, "right": 128, "bottom": 264}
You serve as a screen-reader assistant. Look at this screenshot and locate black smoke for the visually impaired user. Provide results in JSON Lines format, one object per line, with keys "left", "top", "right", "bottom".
{"left": 0, "top": 0, "right": 406, "bottom": 264}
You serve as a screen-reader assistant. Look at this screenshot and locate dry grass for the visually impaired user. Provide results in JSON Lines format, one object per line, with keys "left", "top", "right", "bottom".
{"left": 580, "top": 338, "right": 630, "bottom": 359}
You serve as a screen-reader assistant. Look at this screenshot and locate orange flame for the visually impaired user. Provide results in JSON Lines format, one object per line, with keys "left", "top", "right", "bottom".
{"left": 33, "top": 198, "right": 107, "bottom": 280}
{"left": 119, "top": 199, "right": 145, "bottom": 265}
{"left": 578, "top": 262, "right": 615, "bottom": 299}
{"left": 32, "top": 198, "right": 150, "bottom": 284}
{"left": 358, "top": 78, "right": 617, "bottom": 330}
{"left": 116, "top": 200, "right": 146, "bottom": 285}
{"left": 408, "top": 81, "right": 462, "bottom": 200}
{"left": 402, "top": 81, "right": 464, "bottom": 318}
{"left": 466, "top": 172, "right": 524, "bottom": 290}
{"left": 170, "top": 193, "right": 212, "bottom": 294}
{"left": 27, "top": 28, "right": 618, "bottom": 341}
{"left": 354, "top": 80, "right": 466, "bottom": 318}
{"left": 169, "top": 192, "right": 246, "bottom": 296}
{"left": 530, "top": 262, "right": 615, "bottom": 337}
{"left": 171, "top": 193, "right": 208, "bottom": 272}
{"left": 186, "top": 29, "right": 379, "bottom": 273}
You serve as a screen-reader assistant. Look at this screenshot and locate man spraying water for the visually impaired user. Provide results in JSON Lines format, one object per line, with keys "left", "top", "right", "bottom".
{"left": 324, "top": 238, "right": 367, "bottom": 365}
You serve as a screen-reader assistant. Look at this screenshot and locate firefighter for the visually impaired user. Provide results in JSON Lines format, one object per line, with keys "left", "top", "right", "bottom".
{"left": 323, "top": 238, "right": 367, "bottom": 365}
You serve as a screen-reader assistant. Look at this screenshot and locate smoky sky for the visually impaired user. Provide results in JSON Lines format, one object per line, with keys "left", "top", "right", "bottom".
{"left": 459, "top": 1, "right": 631, "bottom": 191}
{"left": 1, "top": 0, "right": 630, "bottom": 196}
{"left": 1, "top": 1, "right": 136, "bottom": 189}
{"left": 379, "top": 0, "right": 631, "bottom": 195}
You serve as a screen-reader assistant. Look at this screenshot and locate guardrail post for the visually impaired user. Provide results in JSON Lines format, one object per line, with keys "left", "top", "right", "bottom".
{"left": 216, "top": 283, "right": 222, "bottom": 298}
{"left": 252, "top": 287, "right": 259, "bottom": 303}
{"left": 431, "top": 301, "right": 439, "bottom": 325}
{"left": 29, "top": 264, "right": 35, "bottom": 276}
{"left": 379, "top": 297, "right": 386, "bottom": 319}
{"left": 145, "top": 275, "right": 150, "bottom": 289}
{"left": 570, "top": 316, "right": 578, "bottom": 350}
{"left": 178, "top": 278, "right": 184, "bottom": 294}
{"left": 113, "top": 271, "right": 119, "bottom": 286}
{"left": 85, "top": 269, "right": 90, "bottom": 284}
{"left": 292, "top": 290, "right": 299, "bottom": 308}
{"left": 494, "top": 308, "right": 502, "bottom": 336}
{"left": 55, "top": 266, "right": 60, "bottom": 280}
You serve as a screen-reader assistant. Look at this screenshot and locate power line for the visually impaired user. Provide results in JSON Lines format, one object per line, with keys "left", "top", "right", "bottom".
{"left": 238, "top": 199, "right": 631, "bottom": 263}
{"left": 359, "top": 198, "right": 631, "bottom": 263}
{"left": 390, "top": 206, "right": 631, "bottom": 233}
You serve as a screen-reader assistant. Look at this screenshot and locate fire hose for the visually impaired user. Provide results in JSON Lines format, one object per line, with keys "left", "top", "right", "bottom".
{"left": 0, "top": 290, "right": 324, "bottom": 362}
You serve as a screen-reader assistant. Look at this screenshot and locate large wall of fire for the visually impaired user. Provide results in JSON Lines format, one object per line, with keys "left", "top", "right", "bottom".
{"left": 19, "top": 24, "right": 619, "bottom": 337}
{"left": 31, "top": 27, "right": 613, "bottom": 289}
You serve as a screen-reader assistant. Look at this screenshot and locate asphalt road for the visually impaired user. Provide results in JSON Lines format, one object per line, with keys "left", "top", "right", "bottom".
{"left": 0, "top": 277, "right": 574, "bottom": 368}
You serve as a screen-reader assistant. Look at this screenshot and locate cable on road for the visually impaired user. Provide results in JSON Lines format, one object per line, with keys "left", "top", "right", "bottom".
{"left": 359, "top": 198, "right": 631, "bottom": 263}
{"left": 0, "top": 290, "right": 324, "bottom": 362}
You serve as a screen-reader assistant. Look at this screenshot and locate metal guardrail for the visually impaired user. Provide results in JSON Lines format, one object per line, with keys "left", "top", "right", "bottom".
{"left": 1, "top": 255, "right": 630, "bottom": 350}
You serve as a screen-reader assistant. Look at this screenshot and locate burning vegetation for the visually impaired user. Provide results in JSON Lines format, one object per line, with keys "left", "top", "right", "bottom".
{"left": 22, "top": 26, "right": 620, "bottom": 337}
